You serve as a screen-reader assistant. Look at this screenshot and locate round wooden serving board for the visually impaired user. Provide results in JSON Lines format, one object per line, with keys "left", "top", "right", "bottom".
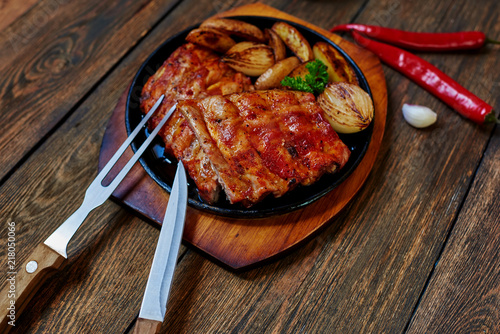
{"left": 98, "top": 3, "right": 387, "bottom": 271}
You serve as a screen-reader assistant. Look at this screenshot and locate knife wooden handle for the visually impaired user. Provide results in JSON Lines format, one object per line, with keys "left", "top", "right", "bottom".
{"left": 0, "top": 243, "right": 66, "bottom": 332}
{"left": 132, "top": 318, "right": 162, "bottom": 334}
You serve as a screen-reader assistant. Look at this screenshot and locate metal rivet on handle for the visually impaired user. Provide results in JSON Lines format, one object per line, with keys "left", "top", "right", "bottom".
{"left": 26, "top": 261, "right": 38, "bottom": 273}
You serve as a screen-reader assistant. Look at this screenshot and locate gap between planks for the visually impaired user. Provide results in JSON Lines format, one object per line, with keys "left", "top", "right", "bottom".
{"left": 402, "top": 127, "right": 497, "bottom": 333}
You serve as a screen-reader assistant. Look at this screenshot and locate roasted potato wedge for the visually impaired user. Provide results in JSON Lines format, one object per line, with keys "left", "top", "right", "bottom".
{"left": 318, "top": 82, "right": 373, "bottom": 133}
{"left": 223, "top": 41, "right": 275, "bottom": 76}
{"left": 200, "top": 18, "right": 265, "bottom": 42}
{"left": 313, "top": 42, "right": 358, "bottom": 85}
{"left": 255, "top": 56, "right": 301, "bottom": 90}
{"left": 265, "top": 28, "right": 287, "bottom": 62}
{"left": 186, "top": 27, "right": 236, "bottom": 53}
{"left": 288, "top": 60, "right": 313, "bottom": 80}
{"left": 271, "top": 22, "right": 313, "bottom": 62}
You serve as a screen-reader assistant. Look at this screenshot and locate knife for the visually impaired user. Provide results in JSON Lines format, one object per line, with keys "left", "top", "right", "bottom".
{"left": 0, "top": 96, "right": 176, "bottom": 332}
{"left": 132, "top": 161, "right": 188, "bottom": 334}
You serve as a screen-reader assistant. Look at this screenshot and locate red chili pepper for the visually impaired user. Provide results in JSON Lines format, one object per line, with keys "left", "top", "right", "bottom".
{"left": 331, "top": 24, "right": 500, "bottom": 52}
{"left": 350, "top": 31, "right": 498, "bottom": 124}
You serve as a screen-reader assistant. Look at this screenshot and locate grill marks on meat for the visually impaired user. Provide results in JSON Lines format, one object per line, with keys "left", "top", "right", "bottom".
{"left": 179, "top": 100, "right": 253, "bottom": 206}
{"left": 199, "top": 97, "right": 289, "bottom": 200}
{"left": 161, "top": 111, "right": 220, "bottom": 204}
{"left": 179, "top": 97, "right": 290, "bottom": 206}
{"left": 178, "top": 90, "right": 351, "bottom": 207}
{"left": 140, "top": 43, "right": 253, "bottom": 203}
{"left": 229, "top": 91, "right": 350, "bottom": 187}
{"left": 263, "top": 90, "right": 350, "bottom": 182}
{"left": 228, "top": 92, "right": 310, "bottom": 186}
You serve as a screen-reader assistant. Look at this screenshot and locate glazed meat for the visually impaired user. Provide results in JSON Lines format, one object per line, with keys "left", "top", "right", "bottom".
{"left": 178, "top": 90, "right": 351, "bottom": 206}
{"left": 228, "top": 90, "right": 350, "bottom": 186}
{"left": 140, "top": 43, "right": 253, "bottom": 203}
{"left": 141, "top": 43, "right": 351, "bottom": 207}
{"left": 179, "top": 96, "right": 290, "bottom": 206}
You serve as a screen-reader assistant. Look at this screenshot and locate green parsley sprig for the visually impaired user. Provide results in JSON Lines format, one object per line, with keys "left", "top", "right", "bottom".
{"left": 281, "top": 59, "right": 329, "bottom": 94}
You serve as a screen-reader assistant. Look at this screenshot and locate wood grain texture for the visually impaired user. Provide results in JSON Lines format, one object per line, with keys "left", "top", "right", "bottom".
{"left": 98, "top": 2, "right": 387, "bottom": 270}
{"left": 160, "top": 227, "right": 330, "bottom": 333}
{"left": 0, "top": 0, "right": 38, "bottom": 31}
{"left": 0, "top": 244, "right": 65, "bottom": 333}
{"left": 0, "top": 0, "right": 181, "bottom": 181}
{"left": 132, "top": 318, "right": 162, "bottom": 334}
{"left": 407, "top": 126, "right": 500, "bottom": 333}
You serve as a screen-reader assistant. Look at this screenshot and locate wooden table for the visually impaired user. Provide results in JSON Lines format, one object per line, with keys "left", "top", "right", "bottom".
{"left": 1, "top": 1, "right": 498, "bottom": 333}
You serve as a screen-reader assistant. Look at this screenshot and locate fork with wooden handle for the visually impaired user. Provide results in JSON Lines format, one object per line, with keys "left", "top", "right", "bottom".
{"left": 0, "top": 96, "right": 176, "bottom": 332}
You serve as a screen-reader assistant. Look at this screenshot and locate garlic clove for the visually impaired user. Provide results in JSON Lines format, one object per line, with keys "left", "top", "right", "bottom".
{"left": 402, "top": 104, "right": 437, "bottom": 128}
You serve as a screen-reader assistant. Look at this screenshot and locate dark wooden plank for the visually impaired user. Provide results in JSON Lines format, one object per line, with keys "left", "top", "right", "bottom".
{"left": 406, "top": 127, "right": 500, "bottom": 333}
{"left": 159, "top": 231, "right": 330, "bottom": 333}
{"left": 0, "top": 0, "right": 181, "bottom": 180}
{"left": 0, "top": 0, "right": 38, "bottom": 31}
{"left": 154, "top": 0, "right": 500, "bottom": 333}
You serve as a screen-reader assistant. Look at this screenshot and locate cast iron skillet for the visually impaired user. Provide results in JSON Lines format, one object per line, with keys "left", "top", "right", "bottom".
{"left": 125, "top": 16, "right": 373, "bottom": 218}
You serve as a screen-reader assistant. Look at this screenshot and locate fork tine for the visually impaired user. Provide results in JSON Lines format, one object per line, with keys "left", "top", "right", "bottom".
{"left": 104, "top": 102, "right": 177, "bottom": 195}
{"left": 96, "top": 94, "right": 165, "bottom": 184}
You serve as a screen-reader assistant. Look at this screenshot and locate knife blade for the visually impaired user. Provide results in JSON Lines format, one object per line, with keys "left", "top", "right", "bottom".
{"left": 0, "top": 96, "right": 176, "bottom": 332}
{"left": 132, "top": 161, "right": 188, "bottom": 334}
